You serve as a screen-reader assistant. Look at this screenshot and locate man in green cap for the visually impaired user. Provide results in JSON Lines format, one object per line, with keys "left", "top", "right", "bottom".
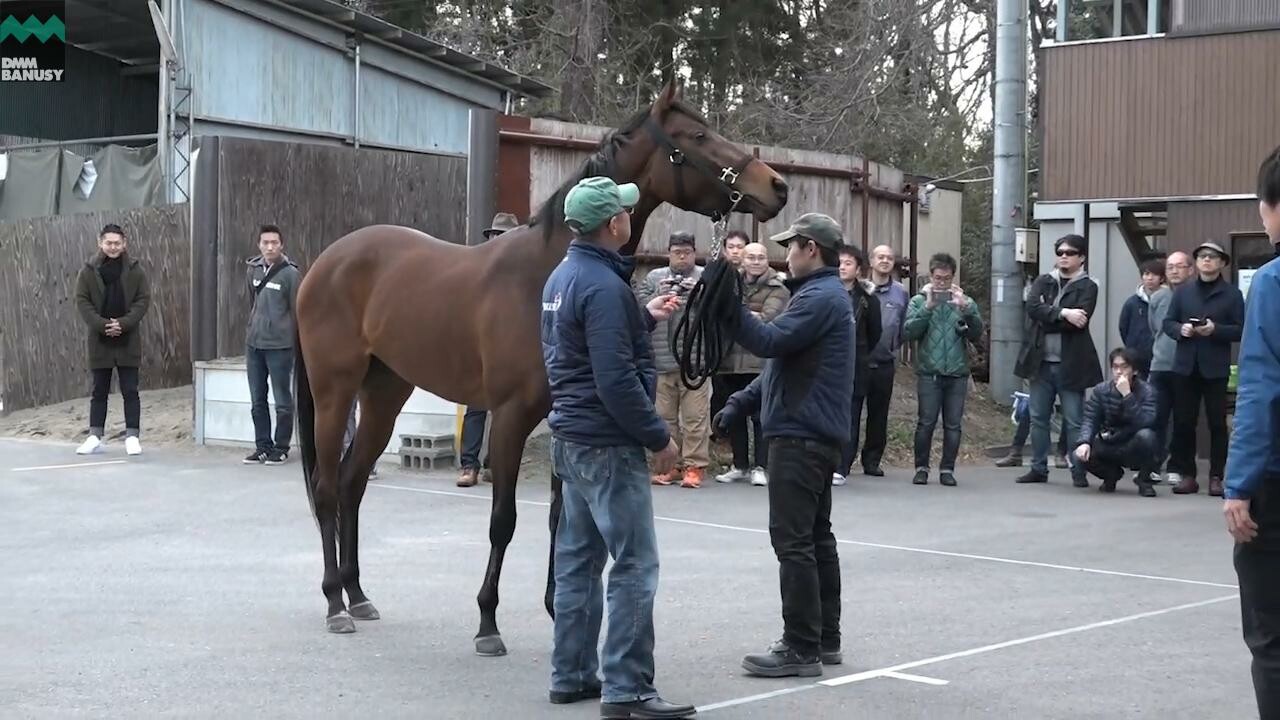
{"left": 713, "top": 211, "right": 855, "bottom": 678}
{"left": 540, "top": 176, "right": 694, "bottom": 719}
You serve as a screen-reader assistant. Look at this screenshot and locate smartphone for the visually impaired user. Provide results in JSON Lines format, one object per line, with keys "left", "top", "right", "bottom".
{"left": 1190, "top": 317, "right": 1209, "bottom": 327}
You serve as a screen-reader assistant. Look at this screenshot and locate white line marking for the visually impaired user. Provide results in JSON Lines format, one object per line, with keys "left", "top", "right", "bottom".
{"left": 695, "top": 686, "right": 813, "bottom": 713}
{"left": 368, "top": 482, "right": 1238, "bottom": 590}
{"left": 882, "top": 671, "right": 950, "bottom": 686}
{"left": 10, "top": 460, "right": 128, "bottom": 472}
{"left": 819, "top": 593, "right": 1239, "bottom": 688}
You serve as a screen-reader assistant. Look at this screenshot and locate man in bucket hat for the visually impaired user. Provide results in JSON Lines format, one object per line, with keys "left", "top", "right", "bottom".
{"left": 1162, "top": 239, "right": 1244, "bottom": 496}
{"left": 540, "top": 176, "right": 694, "bottom": 719}
{"left": 458, "top": 211, "right": 522, "bottom": 487}
{"left": 714, "top": 212, "right": 854, "bottom": 678}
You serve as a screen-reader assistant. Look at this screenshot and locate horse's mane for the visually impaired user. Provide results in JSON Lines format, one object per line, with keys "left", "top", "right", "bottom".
{"left": 528, "top": 99, "right": 707, "bottom": 244}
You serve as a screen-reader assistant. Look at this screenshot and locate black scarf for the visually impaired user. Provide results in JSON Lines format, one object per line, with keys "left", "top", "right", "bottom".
{"left": 98, "top": 256, "right": 129, "bottom": 344}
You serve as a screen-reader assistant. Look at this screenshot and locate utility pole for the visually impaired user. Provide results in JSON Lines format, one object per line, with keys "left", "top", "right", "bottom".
{"left": 989, "top": 0, "right": 1028, "bottom": 405}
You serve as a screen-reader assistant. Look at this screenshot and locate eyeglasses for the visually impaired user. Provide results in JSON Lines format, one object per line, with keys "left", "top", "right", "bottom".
{"left": 1055, "top": 249, "right": 1081, "bottom": 257}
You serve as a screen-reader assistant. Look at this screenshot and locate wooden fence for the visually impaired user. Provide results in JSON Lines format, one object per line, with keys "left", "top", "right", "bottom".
{"left": 190, "top": 136, "right": 469, "bottom": 359}
{"left": 0, "top": 204, "right": 190, "bottom": 412}
{"left": 497, "top": 115, "right": 915, "bottom": 275}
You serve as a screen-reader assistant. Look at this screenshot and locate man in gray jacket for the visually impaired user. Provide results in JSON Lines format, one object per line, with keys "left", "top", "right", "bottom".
{"left": 1147, "top": 250, "right": 1191, "bottom": 484}
{"left": 243, "top": 223, "right": 302, "bottom": 465}
{"left": 638, "top": 231, "right": 710, "bottom": 488}
{"left": 861, "top": 244, "right": 909, "bottom": 476}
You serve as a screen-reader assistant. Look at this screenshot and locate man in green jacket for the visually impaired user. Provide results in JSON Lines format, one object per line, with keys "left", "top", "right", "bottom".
{"left": 903, "top": 253, "right": 983, "bottom": 486}
{"left": 74, "top": 223, "right": 152, "bottom": 456}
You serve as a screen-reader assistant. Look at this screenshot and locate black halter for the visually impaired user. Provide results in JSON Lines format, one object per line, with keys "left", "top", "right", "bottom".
{"left": 643, "top": 116, "right": 752, "bottom": 222}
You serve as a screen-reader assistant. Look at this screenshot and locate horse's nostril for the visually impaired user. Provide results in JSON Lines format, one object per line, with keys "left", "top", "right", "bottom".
{"left": 773, "top": 177, "right": 789, "bottom": 196}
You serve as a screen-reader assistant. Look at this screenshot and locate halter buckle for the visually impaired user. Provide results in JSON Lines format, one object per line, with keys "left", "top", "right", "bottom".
{"left": 729, "top": 190, "right": 744, "bottom": 205}
{"left": 669, "top": 150, "right": 685, "bottom": 166}
{"left": 719, "top": 167, "right": 739, "bottom": 184}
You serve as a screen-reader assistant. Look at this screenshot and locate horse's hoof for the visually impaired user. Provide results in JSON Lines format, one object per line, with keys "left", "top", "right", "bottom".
{"left": 474, "top": 634, "right": 507, "bottom": 656}
{"left": 327, "top": 612, "right": 357, "bottom": 634}
{"left": 348, "top": 601, "right": 380, "bottom": 621}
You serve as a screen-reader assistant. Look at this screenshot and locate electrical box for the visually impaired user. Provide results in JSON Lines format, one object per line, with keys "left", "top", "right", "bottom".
{"left": 1015, "top": 228, "right": 1039, "bottom": 263}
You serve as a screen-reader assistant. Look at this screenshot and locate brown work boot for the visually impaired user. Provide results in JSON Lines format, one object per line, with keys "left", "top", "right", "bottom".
{"left": 652, "top": 468, "right": 679, "bottom": 486}
{"left": 1209, "top": 477, "right": 1224, "bottom": 497}
{"left": 457, "top": 467, "right": 478, "bottom": 487}
{"left": 681, "top": 467, "right": 704, "bottom": 489}
{"left": 1172, "top": 476, "right": 1200, "bottom": 494}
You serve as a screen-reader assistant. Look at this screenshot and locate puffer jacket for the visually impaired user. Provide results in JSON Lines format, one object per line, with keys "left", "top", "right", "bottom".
{"left": 721, "top": 267, "right": 789, "bottom": 375}
{"left": 637, "top": 264, "right": 704, "bottom": 373}
{"left": 1077, "top": 377, "right": 1157, "bottom": 449}
{"left": 902, "top": 289, "right": 984, "bottom": 377}
{"left": 850, "top": 280, "right": 882, "bottom": 396}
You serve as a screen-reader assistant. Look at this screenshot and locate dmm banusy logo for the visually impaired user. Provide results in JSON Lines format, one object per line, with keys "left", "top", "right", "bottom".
{"left": 0, "top": 0, "right": 65, "bottom": 82}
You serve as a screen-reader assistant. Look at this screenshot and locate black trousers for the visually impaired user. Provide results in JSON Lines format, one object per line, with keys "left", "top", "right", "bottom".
{"left": 860, "top": 364, "right": 895, "bottom": 470}
{"left": 89, "top": 366, "right": 140, "bottom": 437}
{"left": 1082, "top": 429, "right": 1159, "bottom": 482}
{"left": 1235, "top": 480, "right": 1280, "bottom": 720}
{"left": 1149, "top": 370, "right": 1177, "bottom": 467}
{"left": 720, "top": 373, "right": 765, "bottom": 470}
{"left": 767, "top": 437, "right": 841, "bottom": 656}
{"left": 1169, "top": 371, "right": 1229, "bottom": 479}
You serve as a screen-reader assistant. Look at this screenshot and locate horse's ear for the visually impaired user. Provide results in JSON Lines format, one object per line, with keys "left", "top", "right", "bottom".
{"left": 653, "top": 79, "right": 679, "bottom": 114}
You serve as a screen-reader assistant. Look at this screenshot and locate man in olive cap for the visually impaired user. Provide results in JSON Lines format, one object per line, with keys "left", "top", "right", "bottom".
{"left": 457, "top": 211, "right": 523, "bottom": 487}
{"left": 714, "top": 212, "right": 855, "bottom": 678}
{"left": 540, "top": 176, "right": 694, "bottom": 719}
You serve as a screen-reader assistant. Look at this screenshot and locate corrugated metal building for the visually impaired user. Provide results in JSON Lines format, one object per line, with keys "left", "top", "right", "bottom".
{"left": 1034, "top": 0, "right": 1280, "bottom": 361}
{"left": 1, "top": 0, "right": 552, "bottom": 233}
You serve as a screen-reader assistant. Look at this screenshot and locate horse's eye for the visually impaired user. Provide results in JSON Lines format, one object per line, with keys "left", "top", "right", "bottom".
{"left": 694, "top": 131, "right": 707, "bottom": 142}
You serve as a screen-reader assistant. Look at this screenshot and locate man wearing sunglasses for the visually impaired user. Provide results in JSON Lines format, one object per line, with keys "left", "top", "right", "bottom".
{"left": 1014, "top": 234, "right": 1103, "bottom": 487}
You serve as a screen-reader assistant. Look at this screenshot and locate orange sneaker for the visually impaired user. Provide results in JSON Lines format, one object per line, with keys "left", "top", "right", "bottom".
{"left": 652, "top": 468, "right": 679, "bottom": 486}
{"left": 681, "top": 467, "right": 704, "bottom": 488}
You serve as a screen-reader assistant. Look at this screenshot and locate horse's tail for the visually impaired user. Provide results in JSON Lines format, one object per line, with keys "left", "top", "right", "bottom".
{"left": 295, "top": 324, "right": 319, "bottom": 523}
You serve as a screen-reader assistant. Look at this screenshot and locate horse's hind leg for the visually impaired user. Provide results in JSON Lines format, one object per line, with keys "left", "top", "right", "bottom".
{"left": 339, "top": 360, "right": 414, "bottom": 622}
{"left": 312, "top": 379, "right": 362, "bottom": 634}
{"left": 475, "top": 394, "right": 549, "bottom": 657}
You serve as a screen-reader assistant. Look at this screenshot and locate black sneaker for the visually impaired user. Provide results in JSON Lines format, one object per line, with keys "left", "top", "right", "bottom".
{"left": 912, "top": 470, "right": 929, "bottom": 485}
{"left": 772, "top": 638, "right": 841, "bottom": 665}
{"left": 1015, "top": 470, "right": 1048, "bottom": 484}
{"left": 548, "top": 683, "right": 601, "bottom": 705}
{"left": 265, "top": 449, "right": 288, "bottom": 465}
{"left": 939, "top": 471, "right": 957, "bottom": 487}
{"left": 742, "top": 641, "right": 822, "bottom": 678}
{"left": 862, "top": 466, "right": 885, "bottom": 477}
{"left": 243, "top": 449, "right": 269, "bottom": 464}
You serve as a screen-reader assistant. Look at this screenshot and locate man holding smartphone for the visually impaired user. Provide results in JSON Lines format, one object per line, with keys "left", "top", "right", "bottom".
{"left": 1162, "top": 240, "right": 1244, "bottom": 496}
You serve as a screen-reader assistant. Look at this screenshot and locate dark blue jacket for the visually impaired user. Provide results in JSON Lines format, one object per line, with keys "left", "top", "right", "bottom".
{"left": 541, "top": 241, "right": 670, "bottom": 452}
{"left": 727, "top": 267, "right": 854, "bottom": 446}
{"left": 1077, "top": 377, "right": 1157, "bottom": 449}
{"left": 1162, "top": 275, "right": 1245, "bottom": 379}
{"left": 1226, "top": 257, "right": 1280, "bottom": 500}
{"left": 1118, "top": 289, "right": 1155, "bottom": 372}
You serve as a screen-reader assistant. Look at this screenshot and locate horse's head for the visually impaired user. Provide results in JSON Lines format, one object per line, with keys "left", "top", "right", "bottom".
{"left": 633, "top": 81, "right": 788, "bottom": 224}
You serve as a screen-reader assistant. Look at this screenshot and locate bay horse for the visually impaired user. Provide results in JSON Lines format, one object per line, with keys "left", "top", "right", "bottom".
{"left": 293, "top": 81, "right": 789, "bottom": 655}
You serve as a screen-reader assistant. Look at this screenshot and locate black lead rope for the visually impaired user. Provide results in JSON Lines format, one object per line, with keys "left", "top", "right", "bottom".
{"left": 672, "top": 257, "right": 745, "bottom": 390}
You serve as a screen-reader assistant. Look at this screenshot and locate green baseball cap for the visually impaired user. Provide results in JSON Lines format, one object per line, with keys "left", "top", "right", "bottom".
{"left": 563, "top": 176, "right": 640, "bottom": 233}
{"left": 770, "top": 213, "right": 844, "bottom": 250}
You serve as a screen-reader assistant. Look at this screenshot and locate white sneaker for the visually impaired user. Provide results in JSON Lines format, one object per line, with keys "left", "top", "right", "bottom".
{"left": 76, "top": 436, "right": 102, "bottom": 455}
{"left": 716, "top": 468, "right": 747, "bottom": 483}
{"left": 832, "top": 473, "right": 848, "bottom": 486}
{"left": 1166, "top": 472, "right": 1182, "bottom": 486}
{"left": 125, "top": 436, "right": 142, "bottom": 456}
{"left": 750, "top": 467, "right": 768, "bottom": 486}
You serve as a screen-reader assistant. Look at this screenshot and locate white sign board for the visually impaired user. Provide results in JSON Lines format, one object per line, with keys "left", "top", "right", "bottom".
{"left": 1240, "top": 268, "right": 1257, "bottom": 300}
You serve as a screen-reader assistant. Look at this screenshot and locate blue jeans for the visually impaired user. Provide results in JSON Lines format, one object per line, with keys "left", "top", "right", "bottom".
{"left": 1030, "top": 361, "right": 1084, "bottom": 477}
{"left": 914, "top": 374, "right": 968, "bottom": 471}
{"left": 550, "top": 438, "right": 660, "bottom": 704}
{"left": 459, "top": 406, "right": 489, "bottom": 469}
{"left": 247, "top": 345, "right": 294, "bottom": 452}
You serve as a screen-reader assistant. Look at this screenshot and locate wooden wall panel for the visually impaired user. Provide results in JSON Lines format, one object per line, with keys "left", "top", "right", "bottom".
{"left": 0, "top": 205, "right": 190, "bottom": 412}
{"left": 1040, "top": 29, "right": 1280, "bottom": 201}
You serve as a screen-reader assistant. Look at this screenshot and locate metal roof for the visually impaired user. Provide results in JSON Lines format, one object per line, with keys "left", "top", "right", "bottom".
{"left": 62, "top": 0, "right": 555, "bottom": 99}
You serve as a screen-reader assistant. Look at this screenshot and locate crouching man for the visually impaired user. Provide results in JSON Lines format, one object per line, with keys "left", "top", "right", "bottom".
{"left": 1074, "top": 348, "right": 1160, "bottom": 497}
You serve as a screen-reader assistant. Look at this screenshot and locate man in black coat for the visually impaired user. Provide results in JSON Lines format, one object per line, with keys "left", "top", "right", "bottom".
{"left": 1074, "top": 348, "right": 1159, "bottom": 497}
{"left": 1162, "top": 240, "right": 1245, "bottom": 497}
{"left": 1014, "top": 234, "right": 1104, "bottom": 487}
{"left": 836, "top": 244, "right": 882, "bottom": 485}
